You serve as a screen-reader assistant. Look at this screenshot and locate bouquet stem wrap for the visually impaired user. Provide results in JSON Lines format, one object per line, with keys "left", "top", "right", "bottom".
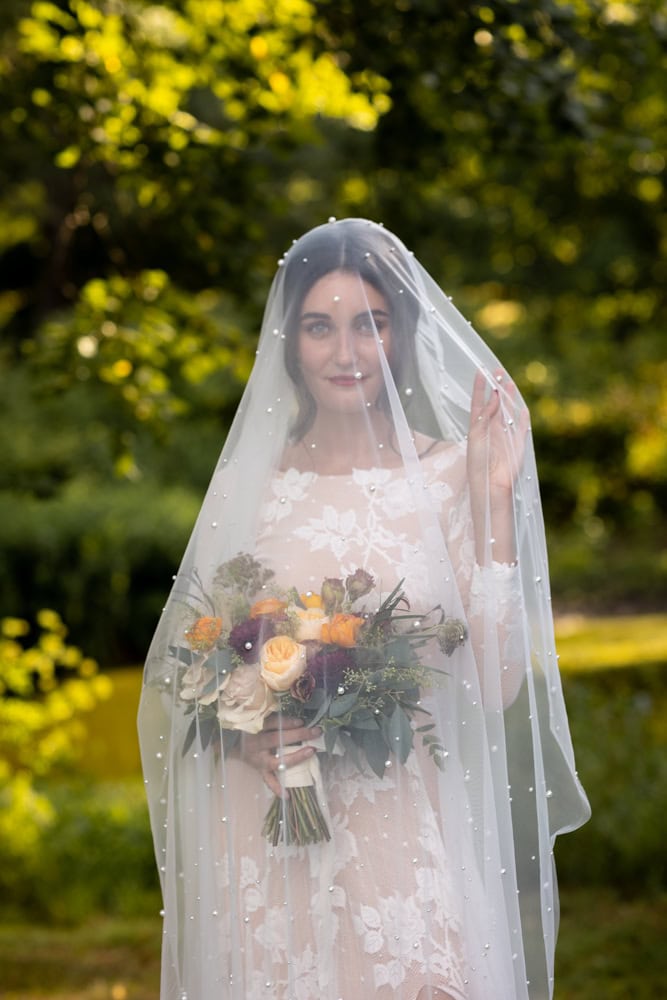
{"left": 263, "top": 743, "right": 332, "bottom": 846}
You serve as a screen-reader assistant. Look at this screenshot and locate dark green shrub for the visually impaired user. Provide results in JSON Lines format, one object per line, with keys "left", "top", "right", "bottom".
{"left": 557, "top": 666, "right": 667, "bottom": 892}
{"left": 0, "top": 780, "right": 160, "bottom": 924}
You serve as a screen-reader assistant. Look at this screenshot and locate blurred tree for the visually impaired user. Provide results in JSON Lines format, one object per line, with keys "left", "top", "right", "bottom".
{"left": 318, "top": 0, "right": 667, "bottom": 594}
{"left": 0, "top": 0, "right": 665, "bottom": 657}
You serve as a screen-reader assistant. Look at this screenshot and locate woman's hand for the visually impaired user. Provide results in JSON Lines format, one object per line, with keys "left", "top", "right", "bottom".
{"left": 467, "top": 369, "right": 529, "bottom": 563}
{"left": 239, "top": 714, "right": 322, "bottom": 798}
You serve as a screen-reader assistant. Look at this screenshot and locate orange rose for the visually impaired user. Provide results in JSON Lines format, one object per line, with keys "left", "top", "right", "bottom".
{"left": 186, "top": 616, "right": 223, "bottom": 651}
{"left": 321, "top": 613, "right": 365, "bottom": 647}
{"left": 250, "top": 597, "right": 287, "bottom": 618}
{"left": 260, "top": 635, "right": 307, "bottom": 691}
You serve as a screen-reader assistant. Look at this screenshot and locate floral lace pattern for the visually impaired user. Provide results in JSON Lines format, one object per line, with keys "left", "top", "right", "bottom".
{"left": 209, "top": 446, "right": 521, "bottom": 999}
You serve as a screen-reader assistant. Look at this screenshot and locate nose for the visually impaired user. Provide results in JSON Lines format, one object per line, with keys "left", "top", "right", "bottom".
{"left": 333, "top": 327, "right": 356, "bottom": 368}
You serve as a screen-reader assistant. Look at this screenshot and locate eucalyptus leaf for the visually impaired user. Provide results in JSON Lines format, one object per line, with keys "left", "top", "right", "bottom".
{"left": 170, "top": 645, "right": 194, "bottom": 667}
{"left": 362, "top": 729, "right": 389, "bottom": 778}
{"left": 310, "top": 694, "right": 332, "bottom": 727}
{"left": 328, "top": 691, "right": 359, "bottom": 718}
{"left": 388, "top": 705, "right": 414, "bottom": 764}
{"left": 182, "top": 716, "right": 197, "bottom": 757}
{"left": 337, "top": 730, "right": 363, "bottom": 772}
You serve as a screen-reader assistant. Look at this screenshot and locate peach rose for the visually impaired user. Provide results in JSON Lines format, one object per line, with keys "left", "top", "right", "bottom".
{"left": 291, "top": 605, "right": 330, "bottom": 642}
{"left": 250, "top": 597, "right": 287, "bottom": 618}
{"left": 186, "top": 616, "right": 223, "bottom": 651}
{"left": 321, "top": 613, "right": 365, "bottom": 648}
{"left": 217, "top": 663, "right": 277, "bottom": 733}
{"left": 260, "top": 635, "right": 307, "bottom": 691}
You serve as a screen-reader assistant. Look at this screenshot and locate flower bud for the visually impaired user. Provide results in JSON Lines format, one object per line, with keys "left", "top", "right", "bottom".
{"left": 321, "top": 577, "right": 345, "bottom": 614}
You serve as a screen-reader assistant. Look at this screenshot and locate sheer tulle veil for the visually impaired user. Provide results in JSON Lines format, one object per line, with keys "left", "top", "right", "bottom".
{"left": 138, "top": 218, "right": 590, "bottom": 1000}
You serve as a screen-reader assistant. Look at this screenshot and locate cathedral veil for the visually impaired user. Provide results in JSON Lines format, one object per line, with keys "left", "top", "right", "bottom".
{"left": 138, "top": 218, "right": 590, "bottom": 1000}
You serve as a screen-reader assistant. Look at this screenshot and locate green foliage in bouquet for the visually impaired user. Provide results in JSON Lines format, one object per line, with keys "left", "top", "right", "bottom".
{"left": 165, "top": 556, "right": 468, "bottom": 846}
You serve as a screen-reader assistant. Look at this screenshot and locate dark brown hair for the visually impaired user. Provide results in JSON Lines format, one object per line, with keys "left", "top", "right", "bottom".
{"left": 281, "top": 220, "right": 425, "bottom": 441}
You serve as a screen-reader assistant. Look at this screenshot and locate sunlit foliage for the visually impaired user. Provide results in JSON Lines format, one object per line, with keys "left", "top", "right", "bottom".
{"left": 0, "top": 0, "right": 665, "bottom": 658}
{"left": 0, "top": 611, "right": 111, "bottom": 864}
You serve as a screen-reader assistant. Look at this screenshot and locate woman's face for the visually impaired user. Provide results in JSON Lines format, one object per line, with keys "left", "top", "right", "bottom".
{"left": 297, "top": 270, "right": 392, "bottom": 417}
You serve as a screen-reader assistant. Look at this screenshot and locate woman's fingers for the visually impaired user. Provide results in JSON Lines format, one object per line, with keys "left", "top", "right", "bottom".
{"left": 470, "top": 369, "right": 501, "bottom": 429}
{"left": 238, "top": 715, "right": 322, "bottom": 798}
{"left": 261, "top": 742, "right": 317, "bottom": 798}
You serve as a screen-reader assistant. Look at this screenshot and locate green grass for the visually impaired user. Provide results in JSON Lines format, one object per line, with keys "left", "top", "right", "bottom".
{"left": 0, "top": 887, "right": 665, "bottom": 998}
{"left": 556, "top": 887, "right": 667, "bottom": 999}
{"left": 555, "top": 613, "right": 667, "bottom": 673}
{"left": 0, "top": 917, "right": 161, "bottom": 999}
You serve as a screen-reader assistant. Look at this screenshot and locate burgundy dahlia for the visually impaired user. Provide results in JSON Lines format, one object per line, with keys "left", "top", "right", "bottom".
{"left": 308, "top": 645, "right": 356, "bottom": 694}
{"left": 228, "top": 617, "right": 275, "bottom": 663}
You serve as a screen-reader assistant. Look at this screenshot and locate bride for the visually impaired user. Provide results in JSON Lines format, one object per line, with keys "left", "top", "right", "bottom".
{"left": 138, "top": 219, "right": 590, "bottom": 1000}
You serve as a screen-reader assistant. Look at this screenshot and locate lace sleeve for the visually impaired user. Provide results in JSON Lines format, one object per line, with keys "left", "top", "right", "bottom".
{"left": 468, "top": 561, "right": 525, "bottom": 707}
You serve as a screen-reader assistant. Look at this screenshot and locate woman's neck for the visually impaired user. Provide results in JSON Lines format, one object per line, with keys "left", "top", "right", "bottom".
{"left": 296, "top": 409, "right": 399, "bottom": 474}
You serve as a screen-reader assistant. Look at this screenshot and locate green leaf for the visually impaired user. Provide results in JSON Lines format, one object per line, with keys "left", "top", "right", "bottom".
{"left": 182, "top": 716, "right": 197, "bottom": 757}
{"left": 199, "top": 714, "right": 217, "bottom": 750}
{"left": 361, "top": 729, "right": 389, "bottom": 778}
{"left": 383, "top": 704, "right": 413, "bottom": 764}
{"left": 203, "top": 647, "right": 234, "bottom": 672}
{"left": 309, "top": 694, "right": 332, "bottom": 727}
{"left": 169, "top": 645, "right": 194, "bottom": 666}
{"left": 337, "top": 730, "right": 363, "bottom": 771}
{"left": 221, "top": 728, "right": 240, "bottom": 755}
{"left": 324, "top": 726, "right": 338, "bottom": 754}
{"left": 328, "top": 691, "right": 359, "bottom": 718}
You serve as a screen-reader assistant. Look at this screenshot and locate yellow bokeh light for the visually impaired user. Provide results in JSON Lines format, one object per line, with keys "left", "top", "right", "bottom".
{"left": 250, "top": 36, "right": 268, "bottom": 60}
{"left": 111, "top": 359, "right": 133, "bottom": 378}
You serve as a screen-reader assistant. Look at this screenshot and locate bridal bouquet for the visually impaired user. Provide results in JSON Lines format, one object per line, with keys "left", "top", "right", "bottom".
{"left": 169, "top": 554, "right": 468, "bottom": 846}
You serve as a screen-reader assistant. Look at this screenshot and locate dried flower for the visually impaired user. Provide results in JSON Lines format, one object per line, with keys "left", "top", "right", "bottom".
{"left": 345, "top": 568, "right": 375, "bottom": 603}
{"left": 436, "top": 618, "right": 468, "bottom": 656}
{"left": 291, "top": 670, "right": 316, "bottom": 703}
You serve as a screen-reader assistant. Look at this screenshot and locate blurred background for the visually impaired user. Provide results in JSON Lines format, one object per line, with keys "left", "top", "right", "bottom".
{"left": 1, "top": 1, "right": 665, "bottom": 997}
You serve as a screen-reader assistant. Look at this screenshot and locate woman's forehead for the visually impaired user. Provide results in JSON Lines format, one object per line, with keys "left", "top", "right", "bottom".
{"left": 300, "top": 270, "right": 388, "bottom": 312}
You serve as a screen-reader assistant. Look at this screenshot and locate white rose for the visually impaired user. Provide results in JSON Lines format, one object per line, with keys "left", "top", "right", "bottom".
{"left": 180, "top": 663, "right": 223, "bottom": 706}
{"left": 217, "top": 663, "right": 277, "bottom": 734}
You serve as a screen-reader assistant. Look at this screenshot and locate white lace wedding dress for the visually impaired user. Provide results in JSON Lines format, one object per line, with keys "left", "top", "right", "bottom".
{"left": 206, "top": 443, "right": 523, "bottom": 1000}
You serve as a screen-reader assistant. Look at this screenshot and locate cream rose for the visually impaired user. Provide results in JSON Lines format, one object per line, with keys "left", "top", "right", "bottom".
{"left": 290, "top": 605, "right": 330, "bottom": 642}
{"left": 180, "top": 663, "right": 224, "bottom": 706}
{"left": 217, "top": 663, "right": 277, "bottom": 734}
{"left": 260, "top": 635, "right": 307, "bottom": 691}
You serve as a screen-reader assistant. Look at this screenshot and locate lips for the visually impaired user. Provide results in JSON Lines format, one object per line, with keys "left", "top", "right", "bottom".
{"left": 328, "top": 375, "right": 366, "bottom": 387}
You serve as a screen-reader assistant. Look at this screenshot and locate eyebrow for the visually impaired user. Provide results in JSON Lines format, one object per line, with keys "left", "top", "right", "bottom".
{"left": 299, "top": 308, "right": 389, "bottom": 322}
